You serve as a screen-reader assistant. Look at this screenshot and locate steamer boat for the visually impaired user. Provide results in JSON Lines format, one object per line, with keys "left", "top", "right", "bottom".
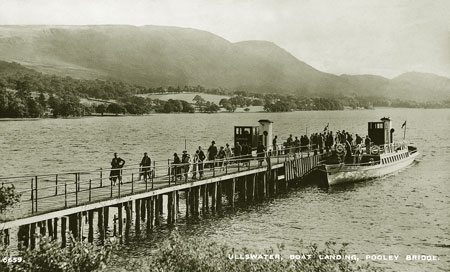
{"left": 321, "top": 117, "right": 419, "bottom": 186}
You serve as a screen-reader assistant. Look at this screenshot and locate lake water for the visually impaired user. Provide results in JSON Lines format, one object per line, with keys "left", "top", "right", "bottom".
{"left": 1, "top": 109, "right": 449, "bottom": 271}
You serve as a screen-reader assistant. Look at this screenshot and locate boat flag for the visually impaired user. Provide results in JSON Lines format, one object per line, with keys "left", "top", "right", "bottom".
{"left": 401, "top": 121, "right": 406, "bottom": 128}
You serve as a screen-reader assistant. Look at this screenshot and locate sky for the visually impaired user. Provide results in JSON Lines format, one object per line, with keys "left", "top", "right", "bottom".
{"left": 0, "top": 0, "right": 449, "bottom": 78}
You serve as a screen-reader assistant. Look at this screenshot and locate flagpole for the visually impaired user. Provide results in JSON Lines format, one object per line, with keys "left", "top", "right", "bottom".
{"left": 403, "top": 123, "right": 406, "bottom": 140}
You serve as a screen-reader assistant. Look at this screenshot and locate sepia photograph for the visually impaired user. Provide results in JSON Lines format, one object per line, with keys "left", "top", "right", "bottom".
{"left": 0, "top": 0, "right": 449, "bottom": 271}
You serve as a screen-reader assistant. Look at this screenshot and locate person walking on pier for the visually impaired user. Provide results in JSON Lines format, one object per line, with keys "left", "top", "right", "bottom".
{"left": 139, "top": 152, "right": 152, "bottom": 182}
{"left": 110, "top": 153, "right": 125, "bottom": 186}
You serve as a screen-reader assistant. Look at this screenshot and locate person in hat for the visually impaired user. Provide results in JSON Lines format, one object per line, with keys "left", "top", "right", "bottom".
{"left": 172, "top": 153, "right": 181, "bottom": 181}
{"left": 207, "top": 140, "right": 218, "bottom": 169}
{"left": 109, "top": 153, "right": 125, "bottom": 186}
{"left": 140, "top": 152, "right": 152, "bottom": 182}
{"left": 181, "top": 150, "right": 190, "bottom": 181}
{"left": 197, "top": 146, "right": 205, "bottom": 178}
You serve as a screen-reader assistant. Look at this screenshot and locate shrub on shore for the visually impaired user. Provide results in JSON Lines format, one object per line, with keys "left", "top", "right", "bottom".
{"left": 124, "top": 231, "right": 384, "bottom": 272}
{"left": 0, "top": 235, "right": 115, "bottom": 272}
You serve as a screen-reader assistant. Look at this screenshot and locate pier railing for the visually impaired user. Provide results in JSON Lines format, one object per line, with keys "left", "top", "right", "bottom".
{"left": 0, "top": 144, "right": 327, "bottom": 222}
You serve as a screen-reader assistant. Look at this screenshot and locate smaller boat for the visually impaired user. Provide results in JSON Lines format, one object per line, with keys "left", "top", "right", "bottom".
{"left": 321, "top": 117, "right": 419, "bottom": 186}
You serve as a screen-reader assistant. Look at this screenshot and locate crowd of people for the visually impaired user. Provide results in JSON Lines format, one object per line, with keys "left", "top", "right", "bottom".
{"left": 108, "top": 129, "right": 373, "bottom": 183}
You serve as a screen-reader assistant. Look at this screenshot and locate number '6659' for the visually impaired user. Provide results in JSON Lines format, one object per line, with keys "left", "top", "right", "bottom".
{"left": 2, "top": 257, "right": 23, "bottom": 263}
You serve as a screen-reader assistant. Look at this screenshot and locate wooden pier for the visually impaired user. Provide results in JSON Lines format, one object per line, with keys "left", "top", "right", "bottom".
{"left": 0, "top": 149, "right": 328, "bottom": 248}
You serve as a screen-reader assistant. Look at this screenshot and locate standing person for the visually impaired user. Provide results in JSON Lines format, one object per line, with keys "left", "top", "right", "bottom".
{"left": 197, "top": 146, "right": 206, "bottom": 179}
{"left": 109, "top": 153, "right": 125, "bottom": 186}
{"left": 181, "top": 150, "right": 190, "bottom": 181}
{"left": 173, "top": 153, "right": 181, "bottom": 181}
{"left": 207, "top": 140, "right": 218, "bottom": 169}
{"left": 241, "top": 143, "right": 249, "bottom": 166}
{"left": 234, "top": 142, "right": 242, "bottom": 163}
{"left": 365, "top": 135, "right": 371, "bottom": 154}
{"left": 287, "top": 134, "right": 293, "bottom": 153}
{"left": 139, "top": 152, "right": 152, "bottom": 182}
{"left": 355, "top": 134, "right": 363, "bottom": 145}
{"left": 294, "top": 136, "right": 300, "bottom": 153}
{"left": 224, "top": 143, "right": 232, "bottom": 166}
{"left": 257, "top": 142, "right": 266, "bottom": 167}
{"left": 272, "top": 135, "right": 278, "bottom": 155}
{"left": 217, "top": 146, "right": 226, "bottom": 170}
{"left": 192, "top": 151, "right": 199, "bottom": 179}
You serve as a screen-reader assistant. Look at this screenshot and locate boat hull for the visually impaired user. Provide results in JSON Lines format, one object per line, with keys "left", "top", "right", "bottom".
{"left": 324, "top": 152, "right": 419, "bottom": 186}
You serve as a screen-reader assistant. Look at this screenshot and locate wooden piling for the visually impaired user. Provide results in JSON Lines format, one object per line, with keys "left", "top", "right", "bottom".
{"left": 231, "top": 179, "right": 235, "bottom": 210}
{"left": 124, "top": 202, "right": 131, "bottom": 242}
{"left": 141, "top": 198, "right": 146, "bottom": 222}
{"left": 155, "top": 195, "right": 161, "bottom": 226}
{"left": 88, "top": 210, "right": 94, "bottom": 243}
{"left": 146, "top": 197, "right": 153, "bottom": 235}
{"left": 3, "top": 229, "right": 9, "bottom": 247}
{"left": 30, "top": 223, "right": 36, "bottom": 249}
{"left": 53, "top": 218, "right": 58, "bottom": 240}
{"left": 69, "top": 214, "right": 78, "bottom": 239}
{"left": 118, "top": 203, "right": 123, "bottom": 242}
{"left": 98, "top": 208, "right": 104, "bottom": 243}
{"left": 167, "top": 193, "right": 173, "bottom": 225}
{"left": 202, "top": 185, "right": 207, "bottom": 214}
{"left": 40, "top": 220, "right": 47, "bottom": 237}
{"left": 217, "top": 182, "right": 222, "bottom": 213}
{"left": 61, "top": 217, "right": 67, "bottom": 248}
{"left": 47, "top": 219, "right": 53, "bottom": 239}
{"left": 135, "top": 199, "right": 141, "bottom": 234}
{"left": 211, "top": 183, "right": 217, "bottom": 214}
{"left": 185, "top": 189, "right": 190, "bottom": 219}
{"left": 205, "top": 184, "right": 209, "bottom": 212}
{"left": 104, "top": 206, "right": 109, "bottom": 235}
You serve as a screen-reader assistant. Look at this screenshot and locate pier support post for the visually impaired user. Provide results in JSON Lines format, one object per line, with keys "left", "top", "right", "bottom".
{"left": 167, "top": 193, "right": 173, "bottom": 225}
{"left": 185, "top": 189, "right": 190, "bottom": 219}
{"left": 217, "top": 182, "right": 222, "bottom": 213}
{"left": 211, "top": 183, "right": 217, "bottom": 214}
{"left": 124, "top": 202, "right": 131, "bottom": 242}
{"left": 103, "top": 207, "right": 109, "bottom": 235}
{"left": 3, "top": 229, "right": 9, "bottom": 247}
{"left": 61, "top": 217, "right": 67, "bottom": 248}
{"left": 47, "top": 219, "right": 53, "bottom": 239}
{"left": 231, "top": 179, "right": 235, "bottom": 210}
{"left": 173, "top": 191, "right": 178, "bottom": 223}
{"left": 201, "top": 185, "right": 207, "bottom": 215}
{"left": 69, "top": 214, "right": 78, "bottom": 240}
{"left": 155, "top": 195, "right": 161, "bottom": 226}
{"left": 141, "top": 199, "right": 146, "bottom": 222}
{"left": 53, "top": 218, "right": 58, "bottom": 240}
{"left": 40, "top": 220, "right": 47, "bottom": 237}
{"left": 88, "top": 210, "right": 94, "bottom": 243}
{"left": 205, "top": 184, "right": 209, "bottom": 212}
{"left": 97, "top": 209, "right": 104, "bottom": 244}
{"left": 30, "top": 223, "right": 36, "bottom": 249}
{"left": 146, "top": 197, "right": 153, "bottom": 236}
{"left": 118, "top": 203, "right": 123, "bottom": 243}
{"left": 135, "top": 199, "right": 141, "bottom": 234}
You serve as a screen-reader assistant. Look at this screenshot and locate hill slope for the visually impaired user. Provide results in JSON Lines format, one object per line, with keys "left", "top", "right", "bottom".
{"left": 0, "top": 25, "right": 449, "bottom": 101}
